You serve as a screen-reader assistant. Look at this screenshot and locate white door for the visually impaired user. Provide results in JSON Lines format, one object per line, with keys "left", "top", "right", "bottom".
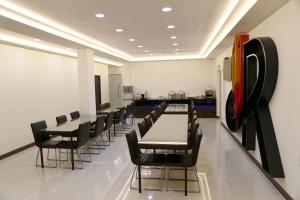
{"left": 109, "top": 74, "right": 122, "bottom": 107}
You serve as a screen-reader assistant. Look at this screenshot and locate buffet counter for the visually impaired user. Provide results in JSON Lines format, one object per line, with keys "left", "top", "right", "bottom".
{"left": 134, "top": 97, "right": 216, "bottom": 118}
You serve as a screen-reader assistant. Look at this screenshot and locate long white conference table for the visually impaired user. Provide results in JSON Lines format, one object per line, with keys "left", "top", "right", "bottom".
{"left": 138, "top": 113, "right": 189, "bottom": 195}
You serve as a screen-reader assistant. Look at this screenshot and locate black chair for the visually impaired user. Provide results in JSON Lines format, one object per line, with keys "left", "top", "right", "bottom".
{"left": 105, "top": 102, "right": 111, "bottom": 108}
{"left": 112, "top": 107, "right": 126, "bottom": 136}
{"left": 138, "top": 120, "right": 148, "bottom": 138}
{"left": 150, "top": 110, "right": 159, "bottom": 123}
{"left": 31, "top": 120, "right": 61, "bottom": 168}
{"left": 144, "top": 115, "right": 152, "bottom": 130}
{"left": 126, "top": 129, "right": 166, "bottom": 191}
{"left": 56, "top": 115, "right": 67, "bottom": 125}
{"left": 89, "top": 115, "right": 108, "bottom": 152}
{"left": 164, "top": 132, "right": 202, "bottom": 192}
{"left": 188, "top": 115, "right": 197, "bottom": 132}
{"left": 104, "top": 111, "right": 114, "bottom": 142}
{"left": 125, "top": 103, "right": 135, "bottom": 125}
{"left": 70, "top": 111, "right": 80, "bottom": 120}
{"left": 188, "top": 122, "right": 200, "bottom": 149}
{"left": 57, "top": 122, "right": 91, "bottom": 169}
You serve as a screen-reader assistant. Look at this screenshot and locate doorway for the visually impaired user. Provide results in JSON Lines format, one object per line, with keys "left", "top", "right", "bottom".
{"left": 109, "top": 74, "right": 122, "bottom": 107}
{"left": 95, "top": 75, "right": 101, "bottom": 110}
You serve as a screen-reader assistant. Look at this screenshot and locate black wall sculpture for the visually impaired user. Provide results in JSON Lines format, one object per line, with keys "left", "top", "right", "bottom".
{"left": 225, "top": 37, "right": 285, "bottom": 178}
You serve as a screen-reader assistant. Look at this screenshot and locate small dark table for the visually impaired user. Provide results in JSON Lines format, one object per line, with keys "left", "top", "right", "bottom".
{"left": 39, "top": 115, "right": 97, "bottom": 170}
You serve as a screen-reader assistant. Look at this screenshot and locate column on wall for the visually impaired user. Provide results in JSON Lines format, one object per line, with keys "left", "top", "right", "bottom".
{"left": 77, "top": 48, "right": 96, "bottom": 115}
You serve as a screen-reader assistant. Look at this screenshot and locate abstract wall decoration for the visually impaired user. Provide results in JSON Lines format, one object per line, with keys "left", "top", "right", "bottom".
{"left": 225, "top": 36, "right": 285, "bottom": 178}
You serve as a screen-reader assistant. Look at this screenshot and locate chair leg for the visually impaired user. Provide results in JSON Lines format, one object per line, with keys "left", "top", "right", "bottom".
{"left": 76, "top": 149, "right": 84, "bottom": 169}
{"left": 35, "top": 149, "right": 57, "bottom": 168}
{"left": 35, "top": 149, "right": 40, "bottom": 167}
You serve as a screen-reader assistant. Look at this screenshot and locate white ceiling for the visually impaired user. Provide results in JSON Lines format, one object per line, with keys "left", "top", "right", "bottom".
{"left": 0, "top": 0, "right": 289, "bottom": 62}
{"left": 1, "top": 0, "right": 233, "bottom": 57}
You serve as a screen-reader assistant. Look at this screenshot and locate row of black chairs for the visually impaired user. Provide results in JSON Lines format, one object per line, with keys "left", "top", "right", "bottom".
{"left": 126, "top": 125, "right": 202, "bottom": 192}
{"left": 31, "top": 111, "right": 115, "bottom": 169}
{"left": 138, "top": 102, "right": 167, "bottom": 138}
{"left": 130, "top": 102, "right": 202, "bottom": 192}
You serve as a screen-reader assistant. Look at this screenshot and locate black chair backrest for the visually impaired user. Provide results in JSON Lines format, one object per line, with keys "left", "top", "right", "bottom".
{"left": 56, "top": 115, "right": 67, "bottom": 125}
{"left": 105, "top": 111, "right": 114, "bottom": 130}
{"left": 119, "top": 107, "right": 126, "bottom": 121}
{"left": 138, "top": 120, "right": 148, "bottom": 138}
{"left": 150, "top": 110, "right": 158, "bottom": 123}
{"left": 100, "top": 104, "right": 106, "bottom": 110}
{"left": 144, "top": 115, "right": 152, "bottom": 129}
{"left": 105, "top": 103, "right": 111, "bottom": 108}
{"left": 126, "top": 129, "right": 140, "bottom": 165}
{"left": 76, "top": 122, "right": 91, "bottom": 148}
{"left": 190, "top": 132, "right": 202, "bottom": 167}
{"left": 31, "top": 120, "right": 50, "bottom": 147}
{"left": 70, "top": 111, "right": 80, "bottom": 120}
{"left": 189, "top": 122, "right": 199, "bottom": 148}
{"left": 95, "top": 115, "right": 106, "bottom": 134}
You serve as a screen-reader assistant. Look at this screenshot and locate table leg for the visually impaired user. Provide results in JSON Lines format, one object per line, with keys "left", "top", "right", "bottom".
{"left": 185, "top": 148, "right": 188, "bottom": 196}
{"left": 71, "top": 137, "right": 74, "bottom": 170}
{"left": 40, "top": 147, "right": 44, "bottom": 168}
{"left": 138, "top": 164, "right": 142, "bottom": 193}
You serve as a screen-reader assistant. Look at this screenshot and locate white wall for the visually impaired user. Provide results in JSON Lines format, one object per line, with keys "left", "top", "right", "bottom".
{"left": 95, "top": 63, "right": 109, "bottom": 103}
{"left": 215, "top": 0, "right": 300, "bottom": 198}
{"left": 129, "top": 59, "right": 215, "bottom": 97}
{"left": 0, "top": 43, "right": 79, "bottom": 155}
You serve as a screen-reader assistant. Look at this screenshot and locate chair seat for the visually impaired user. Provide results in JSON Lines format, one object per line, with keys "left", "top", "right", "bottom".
{"left": 140, "top": 153, "right": 166, "bottom": 166}
{"left": 164, "top": 154, "right": 193, "bottom": 167}
{"left": 41, "top": 140, "right": 61, "bottom": 148}
{"left": 57, "top": 141, "right": 79, "bottom": 149}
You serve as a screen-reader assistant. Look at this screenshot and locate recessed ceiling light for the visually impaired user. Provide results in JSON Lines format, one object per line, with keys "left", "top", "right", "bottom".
{"left": 174, "top": 49, "right": 179, "bottom": 51}
{"left": 161, "top": 7, "right": 172, "bottom": 12}
{"left": 170, "top": 36, "right": 177, "bottom": 39}
{"left": 95, "top": 13, "right": 105, "bottom": 18}
{"left": 172, "top": 43, "right": 178, "bottom": 46}
{"left": 128, "top": 38, "right": 135, "bottom": 42}
{"left": 167, "top": 25, "right": 175, "bottom": 29}
{"left": 144, "top": 50, "right": 149, "bottom": 53}
{"left": 138, "top": 45, "right": 143, "bottom": 48}
{"left": 33, "top": 38, "right": 40, "bottom": 42}
{"left": 115, "top": 28, "right": 124, "bottom": 32}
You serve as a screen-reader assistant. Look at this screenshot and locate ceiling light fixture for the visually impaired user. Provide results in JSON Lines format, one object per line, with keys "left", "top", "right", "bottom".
{"left": 161, "top": 7, "right": 172, "bottom": 12}
{"left": 95, "top": 13, "right": 105, "bottom": 18}
{"left": 33, "top": 38, "right": 41, "bottom": 42}
{"left": 167, "top": 25, "right": 175, "bottom": 29}
{"left": 172, "top": 43, "right": 178, "bottom": 46}
{"left": 138, "top": 45, "right": 143, "bottom": 48}
{"left": 115, "top": 28, "right": 124, "bottom": 32}
{"left": 128, "top": 38, "right": 135, "bottom": 42}
{"left": 170, "top": 36, "right": 177, "bottom": 39}
{"left": 174, "top": 49, "right": 179, "bottom": 51}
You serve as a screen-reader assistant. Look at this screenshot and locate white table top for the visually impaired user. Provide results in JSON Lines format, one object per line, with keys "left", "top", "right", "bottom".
{"left": 164, "top": 104, "right": 188, "bottom": 113}
{"left": 138, "top": 114, "right": 188, "bottom": 148}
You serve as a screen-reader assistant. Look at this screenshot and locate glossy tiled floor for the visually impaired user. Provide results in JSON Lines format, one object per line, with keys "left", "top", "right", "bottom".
{"left": 0, "top": 119, "right": 285, "bottom": 200}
